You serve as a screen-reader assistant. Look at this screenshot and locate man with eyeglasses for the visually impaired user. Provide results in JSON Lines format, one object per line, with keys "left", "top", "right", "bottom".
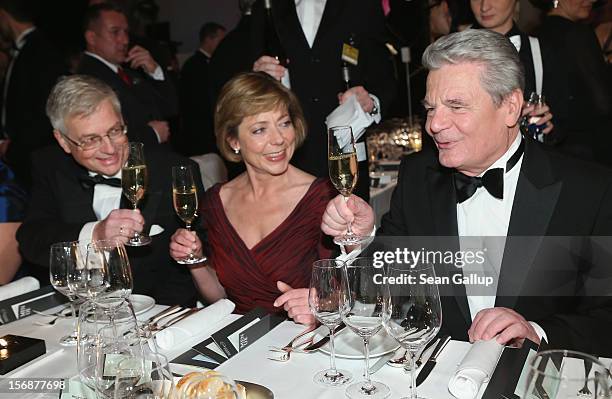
{"left": 16, "top": 75, "right": 202, "bottom": 306}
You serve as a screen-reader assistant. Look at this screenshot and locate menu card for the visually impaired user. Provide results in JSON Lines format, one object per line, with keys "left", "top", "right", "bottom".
{"left": 171, "top": 307, "right": 284, "bottom": 369}
{"left": 0, "top": 286, "right": 68, "bottom": 324}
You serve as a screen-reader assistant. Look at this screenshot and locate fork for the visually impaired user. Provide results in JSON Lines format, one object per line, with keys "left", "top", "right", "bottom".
{"left": 148, "top": 308, "right": 199, "bottom": 332}
{"left": 268, "top": 324, "right": 318, "bottom": 352}
{"left": 267, "top": 325, "right": 318, "bottom": 361}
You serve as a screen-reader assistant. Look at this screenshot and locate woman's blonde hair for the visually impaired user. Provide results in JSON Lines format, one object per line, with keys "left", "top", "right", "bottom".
{"left": 214, "top": 72, "right": 307, "bottom": 162}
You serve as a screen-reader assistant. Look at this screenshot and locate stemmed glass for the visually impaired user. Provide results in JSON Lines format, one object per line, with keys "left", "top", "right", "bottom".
{"left": 172, "top": 165, "right": 206, "bottom": 264}
{"left": 341, "top": 257, "right": 391, "bottom": 399}
{"left": 49, "top": 241, "right": 84, "bottom": 346}
{"left": 328, "top": 125, "right": 367, "bottom": 246}
{"left": 309, "top": 259, "right": 353, "bottom": 387}
{"left": 383, "top": 263, "right": 442, "bottom": 399}
{"left": 523, "top": 350, "right": 610, "bottom": 398}
{"left": 520, "top": 92, "right": 547, "bottom": 142}
{"left": 114, "top": 347, "right": 173, "bottom": 398}
{"left": 86, "top": 240, "right": 133, "bottom": 321}
{"left": 122, "top": 142, "right": 151, "bottom": 246}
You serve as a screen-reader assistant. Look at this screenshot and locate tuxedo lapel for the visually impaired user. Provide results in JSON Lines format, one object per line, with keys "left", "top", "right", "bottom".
{"left": 58, "top": 164, "right": 97, "bottom": 223}
{"left": 496, "top": 140, "right": 562, "bottom": 308}
{"left": 426, "top": 166, "right": 471, "bottom": 323}
{"left": 274, "top": 0, "right": 310, "bottom": 51}
{"left": 313, "top": 0, "right": 346, "bottom": 48}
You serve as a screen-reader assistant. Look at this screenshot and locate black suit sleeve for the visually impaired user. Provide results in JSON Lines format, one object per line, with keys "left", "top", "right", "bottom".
{"left": 16, "top": 154, "right": 85, "bottom": 267}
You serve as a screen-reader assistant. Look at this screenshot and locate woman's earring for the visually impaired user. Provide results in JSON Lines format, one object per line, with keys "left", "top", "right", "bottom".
{"left": 553, "top": 0, "right": 559, "bottom": 8}
{"left": 234, "top": 148, "right": 240, "bottom": 154}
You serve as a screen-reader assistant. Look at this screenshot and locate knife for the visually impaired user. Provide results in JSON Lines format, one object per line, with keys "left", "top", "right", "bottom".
{"left": 302, "top": 323, "right": 346, "bottom": 351}
{"left": 415, "top": 335, "right": 451, "bottom": 387}
{"left": 369, "top": 347, "right": 402, "bottom": 374}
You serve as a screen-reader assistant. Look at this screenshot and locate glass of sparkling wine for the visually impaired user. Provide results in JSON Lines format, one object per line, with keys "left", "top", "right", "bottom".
{"left": 172, "top": 165, "right": 206, "bottom": 264}
{"left": 122, "top": 142, "right": 151, "bottom": 246}
{"left": 328, "top": 125, "right": 366, "bottom": 246}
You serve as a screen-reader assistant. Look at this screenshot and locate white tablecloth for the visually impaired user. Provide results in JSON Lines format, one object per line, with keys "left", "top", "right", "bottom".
{"left": 0, "top": 305, "right": 481, "bottom": 399}
{"left": 370, "top": 182, "right": 397, "bottom": 228}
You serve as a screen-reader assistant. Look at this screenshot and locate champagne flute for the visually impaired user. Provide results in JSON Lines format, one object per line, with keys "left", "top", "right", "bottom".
{"left": 122, "top": 142, "right": 151, "bottom": 246}
{"left": 383, "top": 263, "right": 442, "bottom": 399}
{"left": 309, "top": 259, "right": 353, "bottom": 387}
{"left": 328, "top": 125, "right": 367, "bottom": 246}
{"left": 172, "top": 165, "right": 206, "bottom": 264}
{"left": 341, "top": 257, "right": 391, "bottom": 399}
{"left": 49, "top": 241, "right": 84, "bottom": 346}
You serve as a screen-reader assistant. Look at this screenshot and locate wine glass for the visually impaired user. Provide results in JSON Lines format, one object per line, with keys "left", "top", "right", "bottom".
{"left": 67, "top": 241, "right": 106, "bottom": 303}
{"left": 122, "top": 142, "right": 151, "bottom": 246}
{"left": 341, "top": 257, "right": 391, "bottom": 399}
{"left": 382, "top": 263, "right": 442, "bottom": 399}
{"left": 328, "top": 125, "right": 367, "bottom": 246}
{"left": 114, "top": 348, "right": 173, "bottom": 398}
{"left": 86, "top": 240, "right": 133, "bottom": 322}
{"left": 520, "top": 92, "right": 547, "bottom": 142}
{"left": 523, "top": 350, "right": 610, "bottom": 398}
{"left": 77, "top": 300, "right": 142, "bottom": 397}
{"left": 309, "top": 259, "right": 353, "bottom": 387}
{"left": 172, "top": 165, "right": 206, "bottom": 264}
{"left": 49, "top": 241, "right": 84, "bottom": 346}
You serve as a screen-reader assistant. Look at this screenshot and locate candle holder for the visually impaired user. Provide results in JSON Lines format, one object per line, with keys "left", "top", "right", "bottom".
{"left": 0, "top": 335, "right": 46, "bottom": 375}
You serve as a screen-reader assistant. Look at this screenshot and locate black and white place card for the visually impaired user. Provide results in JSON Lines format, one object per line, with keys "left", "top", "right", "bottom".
{"left": 211, "top": 307, "right": 284, "bottom": 358}
{"left": 482, "top": 338, "right": 545, "bottom": 399}
{"left": 0, "top": 286, "right": 68, "bottom": 324}
{"left": 171, "top": 307, "right": 285, "bottom": 369}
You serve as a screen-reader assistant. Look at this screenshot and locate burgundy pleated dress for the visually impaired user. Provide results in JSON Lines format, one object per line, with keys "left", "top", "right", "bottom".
{"left": 200, "top": 178, "right": 336, "bottom": 314}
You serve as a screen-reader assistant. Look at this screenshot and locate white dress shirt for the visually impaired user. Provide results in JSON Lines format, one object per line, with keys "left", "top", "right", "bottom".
{"left": 294, "top": 0, "right": 327, "bottom": 48}
{"left": 456, "top": 134, "right": 547, "bottom": 340}
{"left": 78, "top": 170, "right": 123, "bottom": 242}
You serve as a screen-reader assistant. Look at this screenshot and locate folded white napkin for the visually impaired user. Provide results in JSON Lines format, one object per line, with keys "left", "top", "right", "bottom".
{"left": 448, "top": 339, "right": 504, "bottom": 399}
{"left": 0, "top": 277, "right": 40, "bottom": 302}
{"left": 325, "top": 94, "right": 375, "bottom": 148}
{"left": 154, "top": 299, "right": 235, "bottom": 350}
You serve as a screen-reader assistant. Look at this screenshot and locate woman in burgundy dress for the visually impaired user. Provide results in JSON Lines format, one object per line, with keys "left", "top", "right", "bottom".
{"left": 170, "top": 72, "right": 336, "bottom": 324}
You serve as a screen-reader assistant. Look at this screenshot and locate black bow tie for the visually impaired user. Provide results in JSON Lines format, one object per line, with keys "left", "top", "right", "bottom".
{"left": 454, "top": 138, "right": 525, "bottom": 203}
{"left": 79, "top": 174, "right": 122, "bottom": 189}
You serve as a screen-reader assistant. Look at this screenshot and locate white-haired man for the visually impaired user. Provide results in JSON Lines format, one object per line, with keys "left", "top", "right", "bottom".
{"left": 323, "top": 29, "right": 612, "bottom": 356}
{"left": 17, "top": 75, "right": 202, "bottom": 306}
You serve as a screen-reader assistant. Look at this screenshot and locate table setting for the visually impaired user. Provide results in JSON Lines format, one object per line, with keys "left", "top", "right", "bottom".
{"left": 1, "top": 245, "right": 611, "bottom": 398}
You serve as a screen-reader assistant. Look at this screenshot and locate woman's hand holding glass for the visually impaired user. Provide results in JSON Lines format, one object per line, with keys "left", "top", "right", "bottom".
{"left": 169, "top": 229, "right": 205, "bottom": 265}
{"left": 171, "top": 165, "right": 206, "bottom": 264}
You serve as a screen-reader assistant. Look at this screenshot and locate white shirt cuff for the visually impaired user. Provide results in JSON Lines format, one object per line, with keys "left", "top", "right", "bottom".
{"left": 529, "top": 321, "right": 548, "bottom": 343}
{"left": 368, "top": 94, "right": 382, "bottom": 124}
{"left": 149, "top": 65, "right": 164, "bottom": 81}
{"left": 79, "top": 221, "right": 99, "bottom": 242}
{"left": 337, "top": 226, "right": 376, "bottom": 262}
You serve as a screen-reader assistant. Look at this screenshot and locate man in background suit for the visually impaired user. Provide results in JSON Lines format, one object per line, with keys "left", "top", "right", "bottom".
{"left": 17, "top": 75, "right": 200, "bottom": 306}
{"left": 248, "top": 0, "right": 396, "bottom": 200}
{"left": 0, "top": 0, "right": 67, "bottom": 188}
{"left": 77, "top": 3, "right": 177, "bottom": 148}
{"left": 322, "top": 30, "right": 612, "bottom": 356}
{"left": 177, "top": 22, "right": 225, "bottom": 156}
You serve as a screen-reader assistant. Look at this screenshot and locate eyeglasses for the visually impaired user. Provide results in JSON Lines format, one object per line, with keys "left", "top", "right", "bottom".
{"left": 62, "top": 124, "right": 128, "bottom": 151}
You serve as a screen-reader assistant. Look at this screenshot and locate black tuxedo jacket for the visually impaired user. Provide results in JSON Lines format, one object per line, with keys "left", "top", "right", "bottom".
{"left": 76, "top": 54, "right": 178, "bottom": 147}
{"left": 177, "top": 51, "right": 215, "bottom": 156}
{"left": 16, "top": 145, "right": 203, "bottom": 306}
{"left": 3, "top": 29, "right": 67, "bottom": 187}
{"left": 378, "top": 137, "right": 612, "bottom": 356}
{"left": 249, "top": 0, "right": 397, "bottom": 200}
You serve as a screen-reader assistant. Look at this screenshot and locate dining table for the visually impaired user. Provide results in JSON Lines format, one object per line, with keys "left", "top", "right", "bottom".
{"left": 1, "top": 302, "right": 609, "bottom": 399}
{"left": 0, "top": 302, "right": 481, "bottom": 399}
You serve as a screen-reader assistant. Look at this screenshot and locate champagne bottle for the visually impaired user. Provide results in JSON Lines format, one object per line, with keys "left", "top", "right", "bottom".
{"left": 264, "top": 0, "right": 290, "bottom": 88}
{"left": 341, "top": 34, "right": 357, "bottom": 90}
